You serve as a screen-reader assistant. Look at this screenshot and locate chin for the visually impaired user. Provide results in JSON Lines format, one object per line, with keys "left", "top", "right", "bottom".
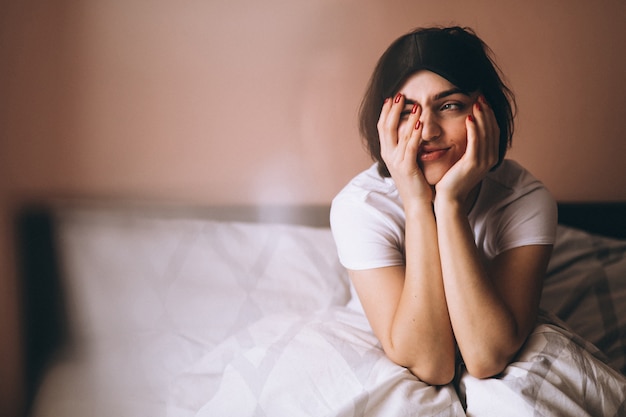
{"left": 421, "top": 158, "right": 459, "bottom": 186}
{"left": 423, "top": 168, "right": 447, "bottom": 186}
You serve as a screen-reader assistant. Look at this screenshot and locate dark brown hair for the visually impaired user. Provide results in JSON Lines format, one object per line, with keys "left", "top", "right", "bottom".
{"left": 359, "top": 26, "right": 516, "bottom": 177}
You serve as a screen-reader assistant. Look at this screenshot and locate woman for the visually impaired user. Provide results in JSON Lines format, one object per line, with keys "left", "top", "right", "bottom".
{"left": 330, "top": 26, "right": 557, "bottom": 386}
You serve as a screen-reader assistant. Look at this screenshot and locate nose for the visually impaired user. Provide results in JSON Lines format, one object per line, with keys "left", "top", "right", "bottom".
{"left": 420, "top": 110, "right": 441, "bottom": 142}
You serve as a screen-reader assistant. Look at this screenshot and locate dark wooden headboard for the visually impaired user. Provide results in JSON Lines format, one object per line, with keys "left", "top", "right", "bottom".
{"left": 557, "top": 202, "right": 626, "bottom": 239}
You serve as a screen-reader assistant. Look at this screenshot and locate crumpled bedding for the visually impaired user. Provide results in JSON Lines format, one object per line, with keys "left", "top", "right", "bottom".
{"left": 171, "top": 309, "right": 625, "bottom": 417}
{"left": 29, "top": 207, "right": 626, "bottom": 417}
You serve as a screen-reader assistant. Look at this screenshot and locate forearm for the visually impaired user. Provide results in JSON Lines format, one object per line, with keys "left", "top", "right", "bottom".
{"left": 435, "top": 201, "right": 524, "bottom": 376}
{"left": 387, "top": 202, "right": 456, "bottom": 383}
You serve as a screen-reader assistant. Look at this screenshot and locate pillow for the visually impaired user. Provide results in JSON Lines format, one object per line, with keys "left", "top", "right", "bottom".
{"left": 55, "top": 207, "right": 350, "bottom": 345}
{"left": 541, "top": 225, "right": 626, "bottom": 374}
{"left": 31, "top": 206, "right": 350, "bottom": 416}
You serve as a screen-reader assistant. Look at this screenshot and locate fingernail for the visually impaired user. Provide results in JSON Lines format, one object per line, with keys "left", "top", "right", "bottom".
{"left": 394, "top": 93, "right": 402, "bottom": 103}
{"left": 411, "top": 103, "right": 418, "bottom": 114}
{"left": 415, "top": 120, "right": 421, "bottom": 130}
{"left": 476, "top": 102, "right": 482, "bottom": 111}
{"left": 468, "top": 115, "right": 474, "bottom": 122}
{"left": 384, "top": 98, "right": 390, "bottom": 104}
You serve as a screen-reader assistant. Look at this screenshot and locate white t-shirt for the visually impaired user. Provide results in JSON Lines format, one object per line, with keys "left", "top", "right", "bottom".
{"left": 330, "top": 159, "right": 557, "bottom": 271}
{"left": 330, "top": 159, "right": 557, "bottom": 312}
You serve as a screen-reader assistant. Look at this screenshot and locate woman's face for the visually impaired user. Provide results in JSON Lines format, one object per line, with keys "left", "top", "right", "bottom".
{"left": 396, "top": 70, "right": 478, "bottom": 185}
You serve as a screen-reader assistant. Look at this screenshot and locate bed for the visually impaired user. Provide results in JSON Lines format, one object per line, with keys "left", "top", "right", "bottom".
{"left": 16, "top": 200, "right": 626, "bottom": 416}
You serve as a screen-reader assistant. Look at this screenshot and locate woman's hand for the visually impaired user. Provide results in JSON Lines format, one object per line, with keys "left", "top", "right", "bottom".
{"left": 435, "top": 96, "right": 500, "bottom": 206}
{"left": 378, "top": 93, "right": 433, "bottom": 205}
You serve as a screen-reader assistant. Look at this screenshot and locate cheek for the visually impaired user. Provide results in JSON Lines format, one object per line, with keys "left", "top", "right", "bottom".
{"left": 451, "top": 124, "right": 469, "bottom": 156}
{"left": 450, "top": 147, "right": 466, "bottom": 166}
{"left": 459, "top": 137, "right": 468, "bottom": 154}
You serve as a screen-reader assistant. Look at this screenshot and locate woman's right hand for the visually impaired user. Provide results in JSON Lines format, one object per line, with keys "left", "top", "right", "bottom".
{"left": 377, "top": 93, "right": 433, "bottom": 205}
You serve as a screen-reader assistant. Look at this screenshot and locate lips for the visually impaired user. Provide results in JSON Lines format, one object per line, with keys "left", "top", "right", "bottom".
{"left": 418, "top": 147, "right": 449, "bottom": 162}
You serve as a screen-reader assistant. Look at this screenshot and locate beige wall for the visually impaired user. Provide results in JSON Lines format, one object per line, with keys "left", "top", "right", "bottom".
{"left": 1, "top": 1, "right": 625, "bottom": 415}
{"left": 2, "top": 0, "right": 626, "bottom": 207}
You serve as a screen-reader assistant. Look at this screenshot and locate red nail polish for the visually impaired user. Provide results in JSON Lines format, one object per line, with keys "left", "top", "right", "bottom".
{"left": 394, "top": 93, "right": 402, "bottom": 103}
{"left": 468, "top": 115, "right": 474, "bottom": 122}
{"left": 411, "top": 103, "right": 418, "bottom": 114}
{"left": 415, "top": 120, "right": 421, "bottom": 130}
{"left": 384, "top": 98, "right": 390, "bottom": 104}
{"left": 476, "top": 102, "right": 482, "bottom": 111}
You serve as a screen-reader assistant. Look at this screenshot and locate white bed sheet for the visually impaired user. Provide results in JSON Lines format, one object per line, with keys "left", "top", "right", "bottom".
{"left": 29, "top": 208, "right": 626, "bottom": 416}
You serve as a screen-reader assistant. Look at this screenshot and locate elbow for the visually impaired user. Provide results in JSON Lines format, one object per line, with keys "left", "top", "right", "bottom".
{"left": 412, "top": 365, "right": 455, "bottom": 386}
{"left": 462, "top": 348, "right": 517, "bottom": 379}
{"left": 462, "top": 333, "right": 528, "bottom": 379}
{"left": 385, "top": 348, "right": 456, "bottom": 386}
{"left": 464, "top": 359, "right": 507, "bottom": 379}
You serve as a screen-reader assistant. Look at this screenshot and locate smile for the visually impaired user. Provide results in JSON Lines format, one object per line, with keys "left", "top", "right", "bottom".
{"left": 418, "top": 147, "right": 449, "bottom": 162}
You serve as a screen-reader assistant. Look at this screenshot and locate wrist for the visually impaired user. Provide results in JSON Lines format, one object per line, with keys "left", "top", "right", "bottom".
{"left": 434, "top": 183, "right": 481, "bottom": 216}
{"left": 433, "top": 195, "right": 464, "bottom": 218}
{"left": 403, "top": 198, "right": 434, "bottom": 218}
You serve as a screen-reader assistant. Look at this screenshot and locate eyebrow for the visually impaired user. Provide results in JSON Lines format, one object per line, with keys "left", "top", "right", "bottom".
{"left": 403, "top": 88, "right": 469, "bottom": 106}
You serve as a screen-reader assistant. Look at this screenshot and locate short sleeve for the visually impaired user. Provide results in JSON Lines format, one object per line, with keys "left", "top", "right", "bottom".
{"left": 495, "top": 185, "right": 558, "bottom": 255}
{"left": 330, "top": 196, "right": 405, "bottom": 270}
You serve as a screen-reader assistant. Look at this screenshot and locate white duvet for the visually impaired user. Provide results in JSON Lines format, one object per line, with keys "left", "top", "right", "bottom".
{"left": 30, "top": 208, "right": 626, "bottom": 416}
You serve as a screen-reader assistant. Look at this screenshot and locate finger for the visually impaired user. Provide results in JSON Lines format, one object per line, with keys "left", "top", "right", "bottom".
{"left": 386, "top": 93, "right": 406, "bottom": 137}
{"left": 378, "top": 94, "right": 405, "bottom": 140}
{"left": 465, "top": 113, "right": 478, "bottom": 161}
{"left": 475, "top": 96, "right": 499, "bottom": 165}
{"left": 397, "top": 102, "right": 420, "bottom": 147}
{"left": 472, "top": 101, "right": 488, "bottom": 163}
{"left": 405, "top": 104, "right": 423, "bottom": 159}
{"left": 377, "top": 97, "right": 397, "bottom": 152}
{"left": 475, "top": 97, "right": 495, "bottom": 139}
{"left": 485, "top": 98, "right": 501, "bottom": 160}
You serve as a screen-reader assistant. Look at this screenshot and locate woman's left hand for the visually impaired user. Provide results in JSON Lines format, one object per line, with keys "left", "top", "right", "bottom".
{"left": 435, "top": 96, "right": 500, "bottom": 205}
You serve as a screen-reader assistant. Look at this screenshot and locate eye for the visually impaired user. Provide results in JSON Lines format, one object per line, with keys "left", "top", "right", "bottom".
{"left": 399, "top": 107, "right": 414, "bottom": 120}
{"left": 440, "top": 102, "right": 464, "bottom": 111}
